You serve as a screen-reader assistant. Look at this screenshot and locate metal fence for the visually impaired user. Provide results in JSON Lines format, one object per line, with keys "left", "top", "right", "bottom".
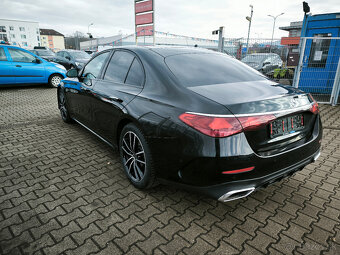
{"left": 222, "top": 37, "right": 340, "bottom": 105}
{"left": 293, "top": 37, "right": 340, "bottom": 105}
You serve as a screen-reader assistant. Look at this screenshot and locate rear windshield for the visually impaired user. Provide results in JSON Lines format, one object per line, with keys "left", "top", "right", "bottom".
{"left": 165, "top": 53, "right": 267, "bottom": 87}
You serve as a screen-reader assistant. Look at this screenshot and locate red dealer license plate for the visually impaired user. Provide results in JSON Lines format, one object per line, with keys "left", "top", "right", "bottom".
{"left": 270, "top": 114, "right": 304, "bottom": 138}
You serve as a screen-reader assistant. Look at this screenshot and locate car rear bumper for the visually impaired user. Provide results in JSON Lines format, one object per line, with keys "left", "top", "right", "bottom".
{"left": 160, "top": 149, "right": 320, "bottom": 201}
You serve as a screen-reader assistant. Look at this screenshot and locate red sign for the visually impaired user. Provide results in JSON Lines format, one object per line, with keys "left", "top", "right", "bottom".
{"left": 135, "top": 0, "right": 153, "bottom": 14}
{"left": 135, "top": 12, "right": 153, "bottom": 25}
{"left": 136, "top": 25, "right": 154, "bottom": 36}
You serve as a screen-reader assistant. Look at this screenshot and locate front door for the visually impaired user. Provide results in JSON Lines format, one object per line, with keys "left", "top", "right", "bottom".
{"left": 7, "top": 48, "right": 46, "bottom": 84}
{"left": 298, "top": 28, "right": 340, "bottom": 94}
{"left": 66, "top": 50, "right": 111, "bottom": 129}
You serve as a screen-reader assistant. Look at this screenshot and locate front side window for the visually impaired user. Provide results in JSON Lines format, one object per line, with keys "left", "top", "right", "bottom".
{"left": 125, "top": 58, "right": 144, "bottom": 86}
{"left": 166, "top": 53, "right": 266, "bottom": 87}
{"left": 82, "top": 51, "right": 110, "bottom": 80}
{"left": 0, "top": 48, "right": 7, "bottom": 61}
{"left": 8, "top": 48, "right": 36, "bottom": 62}
{"left": 104, "top": 51, "right": 134, "bottom": 83}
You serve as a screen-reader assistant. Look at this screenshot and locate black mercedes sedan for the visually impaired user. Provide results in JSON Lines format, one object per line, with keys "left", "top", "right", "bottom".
{"left": 57, "top": 46, "right": 322, "bottom": 202}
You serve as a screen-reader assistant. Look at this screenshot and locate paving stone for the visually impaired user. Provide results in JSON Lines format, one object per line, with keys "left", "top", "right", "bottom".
{"left": 0, "top": 88, "right": 339, "bottom": 255}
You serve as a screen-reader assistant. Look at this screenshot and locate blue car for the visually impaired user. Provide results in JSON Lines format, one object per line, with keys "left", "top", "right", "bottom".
{"left": 0, "top": 45, "right": 66, "bottom": 87}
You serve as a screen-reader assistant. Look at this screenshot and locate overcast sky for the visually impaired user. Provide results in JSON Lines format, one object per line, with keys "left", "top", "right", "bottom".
{"left": 0, "top": 0, "right": 338, "bottom": 39}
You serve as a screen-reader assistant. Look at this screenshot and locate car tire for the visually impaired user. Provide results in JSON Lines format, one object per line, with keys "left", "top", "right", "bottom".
{"left": 119, "top": 123, "right": 158, "bottom": 189}
{"left": 58, "top": 89, "right": 73, "bottom": 123}
{"left": 49, "top": 74, "right": 63, "bottom": 88}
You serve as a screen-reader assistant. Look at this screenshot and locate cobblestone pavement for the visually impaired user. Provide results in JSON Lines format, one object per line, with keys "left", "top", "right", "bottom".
{"left": 0, "top": 86, "right": 339, "bottom": 255}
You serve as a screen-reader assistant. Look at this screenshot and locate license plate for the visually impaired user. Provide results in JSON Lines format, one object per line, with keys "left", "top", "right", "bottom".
{"left": 270, "top": 114, "right": 304, "bottom": 138}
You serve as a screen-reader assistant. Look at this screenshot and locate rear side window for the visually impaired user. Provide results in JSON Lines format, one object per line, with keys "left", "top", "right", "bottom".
{"left": 0, "top": 48, "right": 7, "bottom": 61}
{"left": 104, "top": 51, "right": 134, "bottom": 83}
{"left": 125, "top": 58, "right": 144, "bottom": 86}
{"left": 8, "top": 48, "right": 36, "bottom": 63}
{"left": 165, "top": 53, "right": 267, "bottom": 87}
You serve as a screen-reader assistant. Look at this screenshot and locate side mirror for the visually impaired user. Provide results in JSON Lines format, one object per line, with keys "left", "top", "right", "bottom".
{"left": 66, "top": 68, "right": 78, "bottom": 78}
{"left": 263, "top": 62, "right": 270, "bottom": 66}
{"left": 34, "top": 58, "right": 42, "bottom": 64}
{"left": 65, "top": 56, "right": 71, "bottom": 60}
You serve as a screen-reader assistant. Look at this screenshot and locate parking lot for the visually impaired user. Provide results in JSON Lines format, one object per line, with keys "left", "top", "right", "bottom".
{"left": 0, "top": 86, "right": 339, "bottom": 254}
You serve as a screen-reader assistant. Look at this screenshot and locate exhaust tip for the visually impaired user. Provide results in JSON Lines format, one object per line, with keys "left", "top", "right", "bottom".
{"left": 313, "top": 151, "right": 321, "bottom": 162}
{"left": 218, "top": 187, "right": 255, "bottom": 202}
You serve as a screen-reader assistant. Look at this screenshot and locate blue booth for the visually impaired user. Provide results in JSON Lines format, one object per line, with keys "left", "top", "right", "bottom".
{"left": 298, "top": 13, "right": 340, "bottom": 94}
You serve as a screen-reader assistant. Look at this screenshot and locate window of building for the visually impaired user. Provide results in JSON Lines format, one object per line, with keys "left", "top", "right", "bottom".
{"left": 37, "top": 36, "right": 40, "bottom": 41}
{"left": 36, "top": 28, "right": 39, "bottom": 34}
{"left": 19, "top": 27, "right": 25, "bottom": 32}
{"left": 0, "top": 26, "right": 6, "bottom": 32}
{"left": 0, "top": 34, "right": 8, "bottom": 41}
{"left": 21, "top": 34, "right": 26, "bottom": 39}
{"left": 11, "top": 34, "right": 15, "bottom": 38}
{"left": 9, "top": 26, "right": 14, "bottom": 31}
{"left": 308, "top": 33, "right": 331, "bottom": 68}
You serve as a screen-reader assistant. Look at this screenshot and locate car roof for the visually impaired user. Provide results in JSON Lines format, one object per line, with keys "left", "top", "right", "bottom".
{"left": 113, "top": 45, "right": 218, "bottom": 58}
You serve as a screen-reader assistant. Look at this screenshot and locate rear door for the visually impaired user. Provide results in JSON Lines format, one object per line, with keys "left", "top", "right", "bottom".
{"left": 7, "top": 48, "right": 46, "bottom": 84}
{"left": 92, "top": 50, "right": 145, "bottom": 142}
{"left": 0, "top": 47, "right": 15, "bottom": 84}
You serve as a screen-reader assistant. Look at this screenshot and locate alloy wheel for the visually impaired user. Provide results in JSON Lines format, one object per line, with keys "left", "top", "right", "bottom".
{"left": 121, "top": 131, "right": 146, "bottom": 182}
{"left": 58, "top": 91, "right": 68, "bottom": 121}
{"left": 51, "top": 75, "right": 62, "bottom": 87}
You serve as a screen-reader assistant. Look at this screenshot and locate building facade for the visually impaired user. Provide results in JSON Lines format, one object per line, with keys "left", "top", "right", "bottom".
{"left": 0, "top": 19, "right": 40, "bottom": 48}
{"left": 40, "top": 29, "right": 65, "bottom": 51}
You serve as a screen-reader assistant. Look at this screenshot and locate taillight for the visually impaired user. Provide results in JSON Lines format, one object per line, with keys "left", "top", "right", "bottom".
{"left": 237, "top": 115, "right": 276, "bottom": 131}
{"left": 179, "top": 113, "right": 242, "bottom": 137}
{"left": 309, "top": 94, "right": 319, "bottom": 114}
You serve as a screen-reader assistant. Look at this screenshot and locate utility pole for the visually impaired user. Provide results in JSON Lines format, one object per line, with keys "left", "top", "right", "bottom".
{"left": 268, "top": 13, "right": 284, "bottom": 52}
{"left": 245, "top": 5, "right": 253, "bottom": 56}
{"left": 212, "top": 26, "right": 225, "bottom": 52}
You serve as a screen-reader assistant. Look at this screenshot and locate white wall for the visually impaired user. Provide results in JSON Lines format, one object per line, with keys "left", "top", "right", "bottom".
{"left": 0, "top": 19, "right": 40, "bottom": 49}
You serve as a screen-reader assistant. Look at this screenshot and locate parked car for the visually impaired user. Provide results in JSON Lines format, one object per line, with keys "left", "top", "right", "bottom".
{"left": 241, "top": 53, "right": 283, "bottom": 75}
{"left": 0, "top": 45, "right": 66, "bottom": 87}
{"left": 57, "top": 46, "right": 322, "bottom": 202}
{"left": 30, "top": 49, "right": 56, "bottom": 62}
{"left": 55, "top": 50, "right": 91, "bottom": 70}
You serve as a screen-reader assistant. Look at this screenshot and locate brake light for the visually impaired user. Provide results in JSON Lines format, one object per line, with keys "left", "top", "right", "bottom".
{"left": 309, "top": 94, "right": 319, "bottom": 114}
{"left": 179, "top": 113, "right": 242, "bottom": 137}
{"left": 222, "top": 166, "right": 255, "bottom": 174}
{"left": 237, "top": 115, "right": 276, "bottom": 131}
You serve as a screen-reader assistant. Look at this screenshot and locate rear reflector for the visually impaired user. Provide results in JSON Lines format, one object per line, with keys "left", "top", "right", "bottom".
{"left": 222, "top": 166, "right": 255, "bottom": 174}
{"left": 179, "top": 113, "right": 242, "bottom": 138}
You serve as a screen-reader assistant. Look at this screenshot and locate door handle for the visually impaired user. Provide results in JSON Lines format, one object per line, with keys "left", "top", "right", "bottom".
{"left": 15, "top": 65, "right": 22, "bottom": 67}
{"left": 108, "top": 96, "right": 123, "bottom": 103}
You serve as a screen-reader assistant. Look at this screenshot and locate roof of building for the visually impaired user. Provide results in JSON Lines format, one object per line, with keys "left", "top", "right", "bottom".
{"left": 40, "top": 29, "right": 64, "bottom": 37}
{"left": 279, "top": 21, "right": 303, "bottom": 31}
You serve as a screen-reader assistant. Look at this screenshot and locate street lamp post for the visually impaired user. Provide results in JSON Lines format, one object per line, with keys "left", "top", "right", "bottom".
{"left": 245, "top": 5, "right": 253, "bottom": 56}
{"left": 268, "top": 13, "right": 284, "bottom": 52}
